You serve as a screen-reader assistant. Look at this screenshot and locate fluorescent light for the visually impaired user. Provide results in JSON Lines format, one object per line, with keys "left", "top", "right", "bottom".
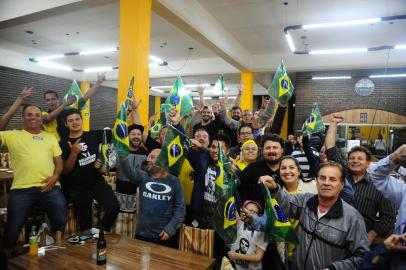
{"left": 285, "top": 33, "right": 295, "bottom": 52}
{"left": 151, "top": 84, "right": 211, "bottom": 89}
{"left": 394, "top": 44, "right": 406, "bottom": 50}
{"left": 149, "top": 63, "right": 159, "bottom": 68}
{"left": 150, "top": 88, "right": 164, "bottom": 93}
{"left": 149, "top": 55, "right": 164, "bottom": 63}
{"left": 38, "top": 61, "right": 72, "bottom": 71}
{"left": 193, "top": 97, "right": 212, "bottom": 100}
{"left": 312, "top": 76, "right": 352, "bottom": 80}
{"left": 80, "top": 48, "right": 117, "bottom": 55}
{"left": 369, "top": 74, "right": 406, "bottom": 78}
{"left": 83, "top": 66, "right": 113, "bottom": 73}
{"left": 303, "top": 18, "right": 381, "bottom": 29}
{"left": 35, "top": 54, "right": 65, "bottom": 61}
{"left": 228, "top": 96, "right": 237, "bottom": 99}
{"left": 309, "top": 48, "right": 367, "bottom": 54}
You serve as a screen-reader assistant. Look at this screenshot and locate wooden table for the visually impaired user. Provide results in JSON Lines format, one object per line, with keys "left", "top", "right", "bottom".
{"left": 0, "top": 169, "right": 13, "bottom": 207}
{"left": 8, "top": 234, "right": 215, "bottom": 270}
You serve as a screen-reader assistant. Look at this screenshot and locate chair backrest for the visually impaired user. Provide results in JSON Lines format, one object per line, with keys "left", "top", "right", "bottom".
{"left": 178, "top": 224, "right": 214, "bottom": 258}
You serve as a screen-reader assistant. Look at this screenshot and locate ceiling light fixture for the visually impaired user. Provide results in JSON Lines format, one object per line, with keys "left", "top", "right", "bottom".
{"left": 369, "top": 74, "right": 406, "bottom": 78}
{"left": 35, "top": 54, "right": 65, "bottom": 61}
{"left": 150, "top": 88, "right": 164, "bottom": 93}
{"left": 83, "top": 66, "right": 113, "bottom": 73}
{"left": 394, "top": 44, "right": 406, "bottom": 49}
{"left": 149, "top": 55, "right": 164, "bottom": 63}
{"left": 309, "top": 48, "right": 367, "bottom": 54}
{"left": 192, "top": 97, "right": 212, "bottom": 100}
{"left": 37, "top": 61, "right": 72, "bottom": 71}
{"left": 303, "top": 18, "right": 381, "bottom": 29}
{"left": 285, "top": 33, "right": 295, "bottom": 52}
{"left": 80, "top": 48, "right": 118, "bottom": 55}
{"left": 312, "top": 76, "right": 352, "bottom": 80}
{"left": 152, "top": 83, "right": 211, "bottom": 89}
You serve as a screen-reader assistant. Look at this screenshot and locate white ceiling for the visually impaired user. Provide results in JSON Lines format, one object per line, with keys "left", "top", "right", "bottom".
{"left": 0, "top": 0, "right": 405, "bottom": 96}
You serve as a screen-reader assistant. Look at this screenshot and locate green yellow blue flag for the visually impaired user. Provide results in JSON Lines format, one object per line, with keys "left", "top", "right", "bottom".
{"left": 124, "top": 76, "right": 134, "bottom": 111}
{"left": 210, "top": 143, "right": 239, "bottom": 247}
{"left": 160, "top": 76, "right": 193, "bottom": 118}
{"left": 63, "top": 80, "right": 87, "bottom": 110}
{"left": 113, "top": 102, "right": 129, "bottom": 156}
{"left": 262, "top": 183, "right": 298, "bottom": 244}
{"left": 213, "top": 75, "right": 225, "bottom": 95}
{"left": 268, "top": 60, "right": 294, "bottom": 105}
{"left": 155, "top": 124, "right": 190, "bottom": 176}
{"left": 150, "top": 118, "right": 163, "bottom": 140}
{"left": 100, "top": 128, "right": 110, "bottom": 171}
{"left": 302, "top": 103, "right": 325, "bottom": 136}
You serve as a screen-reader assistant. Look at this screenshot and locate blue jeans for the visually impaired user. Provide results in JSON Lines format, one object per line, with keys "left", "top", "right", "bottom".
{"left": 3, "top": 187, "right": 67, "bottom": 248}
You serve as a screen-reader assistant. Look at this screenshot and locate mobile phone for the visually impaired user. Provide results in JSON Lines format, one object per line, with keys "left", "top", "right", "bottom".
{"left": 79, "top": 233, "right": 93, "bottom": 241}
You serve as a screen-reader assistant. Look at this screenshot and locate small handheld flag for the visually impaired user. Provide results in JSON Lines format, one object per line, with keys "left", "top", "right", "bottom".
{"left": 113, "top": 102, "right": 129, "bottom": 156}
{"left": 161, "top": 76, "right": 193, "bottom": 118}
{"left": 268, "top": 60, "right": 294, "bottom": 105}
{"left": 64, "top": 80, "right": 87, "bottom": 110}
{"left": 124, "top": 77, "right": 134, "bottom": 111}
{"left": 213, "top": 75, "right": 225, "bottom": 95}
{"left": 100, "top": 128, "right": 110, "bottom": 171}
{"left": 302, "top": 103, "right": 325, "bottom": 136}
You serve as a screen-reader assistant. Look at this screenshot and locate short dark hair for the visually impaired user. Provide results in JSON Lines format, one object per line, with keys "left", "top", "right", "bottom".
{"left": 238, "top": 124, "right": 252, "bottom": 135}
{"left": 348, "top": 146, "right": 372, "bottom": 161}
{"left": 63, "top": 108, "right": 82, "bottom": 123}
{"left": 211, "top": 134, "right": 231, "bottom": 149}
{"left": 316, "top": 160, "right": 345, "bottom": 183}
{"left": 261, "top": 134, "right": 285, "bottom": 148}
{"left": 43, "top": 90, "right": 59, "bottom": 99}
{"left": 22, "top": 104, "right": 41, "bottom": 116}
{"left": 194, "top": 128, "right": 210, "bottom": 137}
{"left": 128, "top": 124, "right": 144, "bottom": 134}
{"left": 231, "top": 106, "right": 242, "bottom": 112}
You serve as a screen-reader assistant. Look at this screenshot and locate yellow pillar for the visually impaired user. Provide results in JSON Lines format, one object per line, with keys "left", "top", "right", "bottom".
{"left": 80, "top": 81, "right": 91, "bottom": 131}
{"left": 118, "top": 0, "right": 151, "bottom": 126}
{"left": 154, "top": 96, "right": 161, "bottom": 116}
{"left": 240, "top": 72, "right": 254, "bottom": 110}
{"left": 280, "top": 108, "right": 288, "bottom": 139}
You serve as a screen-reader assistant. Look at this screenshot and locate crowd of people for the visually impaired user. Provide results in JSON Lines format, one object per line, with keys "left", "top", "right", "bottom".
{"left": 0, "top": 80, "right": 405, "bottom": 270}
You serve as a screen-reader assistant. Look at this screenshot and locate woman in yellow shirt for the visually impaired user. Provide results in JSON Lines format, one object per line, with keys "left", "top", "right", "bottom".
{"left": 232, "top": 140, "right": 258, "bottom": 173}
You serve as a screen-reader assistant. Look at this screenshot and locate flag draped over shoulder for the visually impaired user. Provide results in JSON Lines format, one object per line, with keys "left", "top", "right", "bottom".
{"left": 113, "top": 103, "right": 129, "bottom": 156}
{"left": 210, "top": 143, "right": 239, "bottom": 247}
{"left": 100, "top": 128, "right": 110, "bottom": 171}
{"left": 262, "top": 183, "right": 298, "bottom": 244}
{"left": 155, "top": 124, "right": 190, "bottom": 176}
{"left": 302, "top": 103, "right": 325, "bottom": 136}
{"left": 161, "top": 76, "right": 193, "bottom": 118}
{"left": 267, "top": 60, "right": 294, "bottom": 105}
{"left": 150, "top": 118, "right": 163, "bottom": 140}
{"left": 213, "top": 75, "right": 225, "bottom": 95}
{"left": 64, "top": 80, "right": 87, "bottom": 110}
{"left": 124, "top": 76, "right": 134, "bottom": 111}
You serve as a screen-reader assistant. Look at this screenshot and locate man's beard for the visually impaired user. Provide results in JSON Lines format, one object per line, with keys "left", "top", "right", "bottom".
{"left": 130, "top": 140, "right": 141, "bottom": 149}
{"left": 232, "top": 116, "right": 240, "bottom": 121}
{"left": 265, "top": 156, "right": 281, "bottom": 165}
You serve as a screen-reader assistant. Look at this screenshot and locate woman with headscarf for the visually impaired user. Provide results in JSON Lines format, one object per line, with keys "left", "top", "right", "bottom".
{"left": 232, "top": 139, "right": 258, "bottom": 173}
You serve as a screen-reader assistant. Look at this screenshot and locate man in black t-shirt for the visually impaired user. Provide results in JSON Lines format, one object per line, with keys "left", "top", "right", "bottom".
{"left": 60, "top": 109, "right": 119, "bottom": 231}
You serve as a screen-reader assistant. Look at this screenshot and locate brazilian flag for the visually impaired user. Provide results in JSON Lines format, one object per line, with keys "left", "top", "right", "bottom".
{"left": 268, "top": 60, "right": 294, "bottom": 105}
{"left": 210, "top": 143, "right": 239, "bottom": 247}
{"left": 160, "top": 76, "right": 193, "bottom": 118}
{"left": 63, "top": 80, "right": 87, "bottom": 110}
{"left": 302, "top": 103, "right": 325, "bottom": 136}
{"left": 155, "top": 124, "right": 190, "bottom": 176}
{"left": 113, "top": 102, "right": 129, "bottom": 156}
{"left": 124, "top": 76, "right": 134, "bottom": 111}
{"left": 213, "top": 75, "right": 225, "bottom": 95}
{"left": 150, "top": 118, "right": 163, "bottom": 140}
{"left": 100, "top": 128, "right": 110, "bottom": 172}
{"left": 262, "top": 183, "right": 298, "bottom": 244}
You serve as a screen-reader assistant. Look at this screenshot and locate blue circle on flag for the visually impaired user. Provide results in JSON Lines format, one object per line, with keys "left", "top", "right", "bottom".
{"left": 115, "top": 124, "right": 128, "bottom": 139}
{"left": 225, "top": 201, "right": 237, "bottom": 221}
{"left": 152, "top": 125, "right": 159, "bottom": 131}
{"left": 274, "top": 204, "right": 289, "bottom": 222}
{"left": 68, "top": 94, "right": 77, "bottom": 103}
{"left": 307, "top": 115, "right": 315, "bottom": 123}
{"left": 281, "top": 79, "right": 289, "bottom": 90}
{"left": 169, "top": 144, "right": 181, "bottom": 158}
{"left": 170, "top": 94, "right": 180, "bottom": 106}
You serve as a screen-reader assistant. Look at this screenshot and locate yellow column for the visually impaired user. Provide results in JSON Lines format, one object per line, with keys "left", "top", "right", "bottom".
{"left": 280, "top": 108, "right": 288, "bottom": 139}
{"left": 80, "top": 81, "right": 91, "bottom": 131}
{"left": 118, "top": 0, "right": 151, "bottom": 125}
{"left": 240, "top": 72, "right": 254, "bottom": 110}
{"left": 154, "top": 96, "right": 161, "bottom": 116}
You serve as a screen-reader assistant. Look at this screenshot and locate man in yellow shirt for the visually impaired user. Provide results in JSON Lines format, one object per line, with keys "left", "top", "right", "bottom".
{"left": 1, "top": 105, "right": 66, "bottom": 248}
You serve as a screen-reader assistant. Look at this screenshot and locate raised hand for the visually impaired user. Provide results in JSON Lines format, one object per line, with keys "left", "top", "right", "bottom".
{"left": 68, "top": 138, "right": 82, "bottom": 155}
{"left": 96, "top": 72, "right": 107, "bottom": 84}
{"left": 19, "top": 86, "right": 33, "bottom": 100}
{"left": 197, "top": 84, "right": 205, "bottom": 96}
{"left": 168, "top": 109, "right": 180, "bottom": 125}
{"left": 132, "top": 98, "right": 142, "bottom": 111}
{"left": 390, "top": 144, "right": 406, "bottom": 164}
{"left": 331, "top": 113, "right": 344, "bottom": 124}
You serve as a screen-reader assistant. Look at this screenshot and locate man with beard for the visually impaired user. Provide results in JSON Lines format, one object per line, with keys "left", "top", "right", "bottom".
{"left": 118, "top": 148, "right": 185, "bottom": 247}
{"left": 42, "top": 73, "right": 106, "bottom": 140}
{"left": 115, "top": 124, "right": 148, "bottom": 212}
{"left": 231, "top": 106, "right": 242, "bottom": 121}
{"left": 192, "top": 105, "right": 218, "bottom": 141}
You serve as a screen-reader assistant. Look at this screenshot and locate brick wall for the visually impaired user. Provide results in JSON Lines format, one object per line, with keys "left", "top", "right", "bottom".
{"left": 294, "top": 68, "right": 406, "bottom": 130}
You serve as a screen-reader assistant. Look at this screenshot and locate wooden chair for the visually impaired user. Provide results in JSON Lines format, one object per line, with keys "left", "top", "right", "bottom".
{"left": 178, "top": 224, "right": 214, "bottom": 258}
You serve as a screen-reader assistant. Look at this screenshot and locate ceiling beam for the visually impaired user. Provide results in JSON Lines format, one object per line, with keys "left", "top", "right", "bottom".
{"left": 152, "top": 0, "right": 252, "bottom": 72}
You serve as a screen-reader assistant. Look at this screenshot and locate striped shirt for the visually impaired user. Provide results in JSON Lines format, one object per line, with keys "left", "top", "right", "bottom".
{"left": 292, "top": 150, "right": 310, "bottom": 178}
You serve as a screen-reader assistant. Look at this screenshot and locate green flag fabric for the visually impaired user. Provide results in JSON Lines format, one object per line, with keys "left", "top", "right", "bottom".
{"left": 63, "top": 80, "right": 87, "bottom": 110}
{"left": 210, "top": 143, "right": 239, "bottom": 247}
{"left": 100, "top": 128, "right": 110, "bottom": 172}
{"left": 267, "top": 60, "right": 294, "bottom": 105}
{"left": 150, "top": 118, "right": 163, "bottom": 140}
{"left": 262, "top": 183, "right": 298, "bottom": 244}
{"left": 302, "top": 103, "right": 325, "bottom": 136}
{"left": 113, "top": 102, "right": 129, "bottom": 156}
{"left": 160, "top": 76, "right": 193, "bottom": 118}
{"left": 124, "top": 76, "right": 134, "bottom": 111}
{"left": 155, "top": 124, "right": 190, "bottom": 176}
{"left": 213, "top": 75, "right": 225, "bottom": 95}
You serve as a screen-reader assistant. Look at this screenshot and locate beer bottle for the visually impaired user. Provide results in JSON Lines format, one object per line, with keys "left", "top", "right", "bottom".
{"left": 96, "top": 228, "right": 107, "bottom": 265}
